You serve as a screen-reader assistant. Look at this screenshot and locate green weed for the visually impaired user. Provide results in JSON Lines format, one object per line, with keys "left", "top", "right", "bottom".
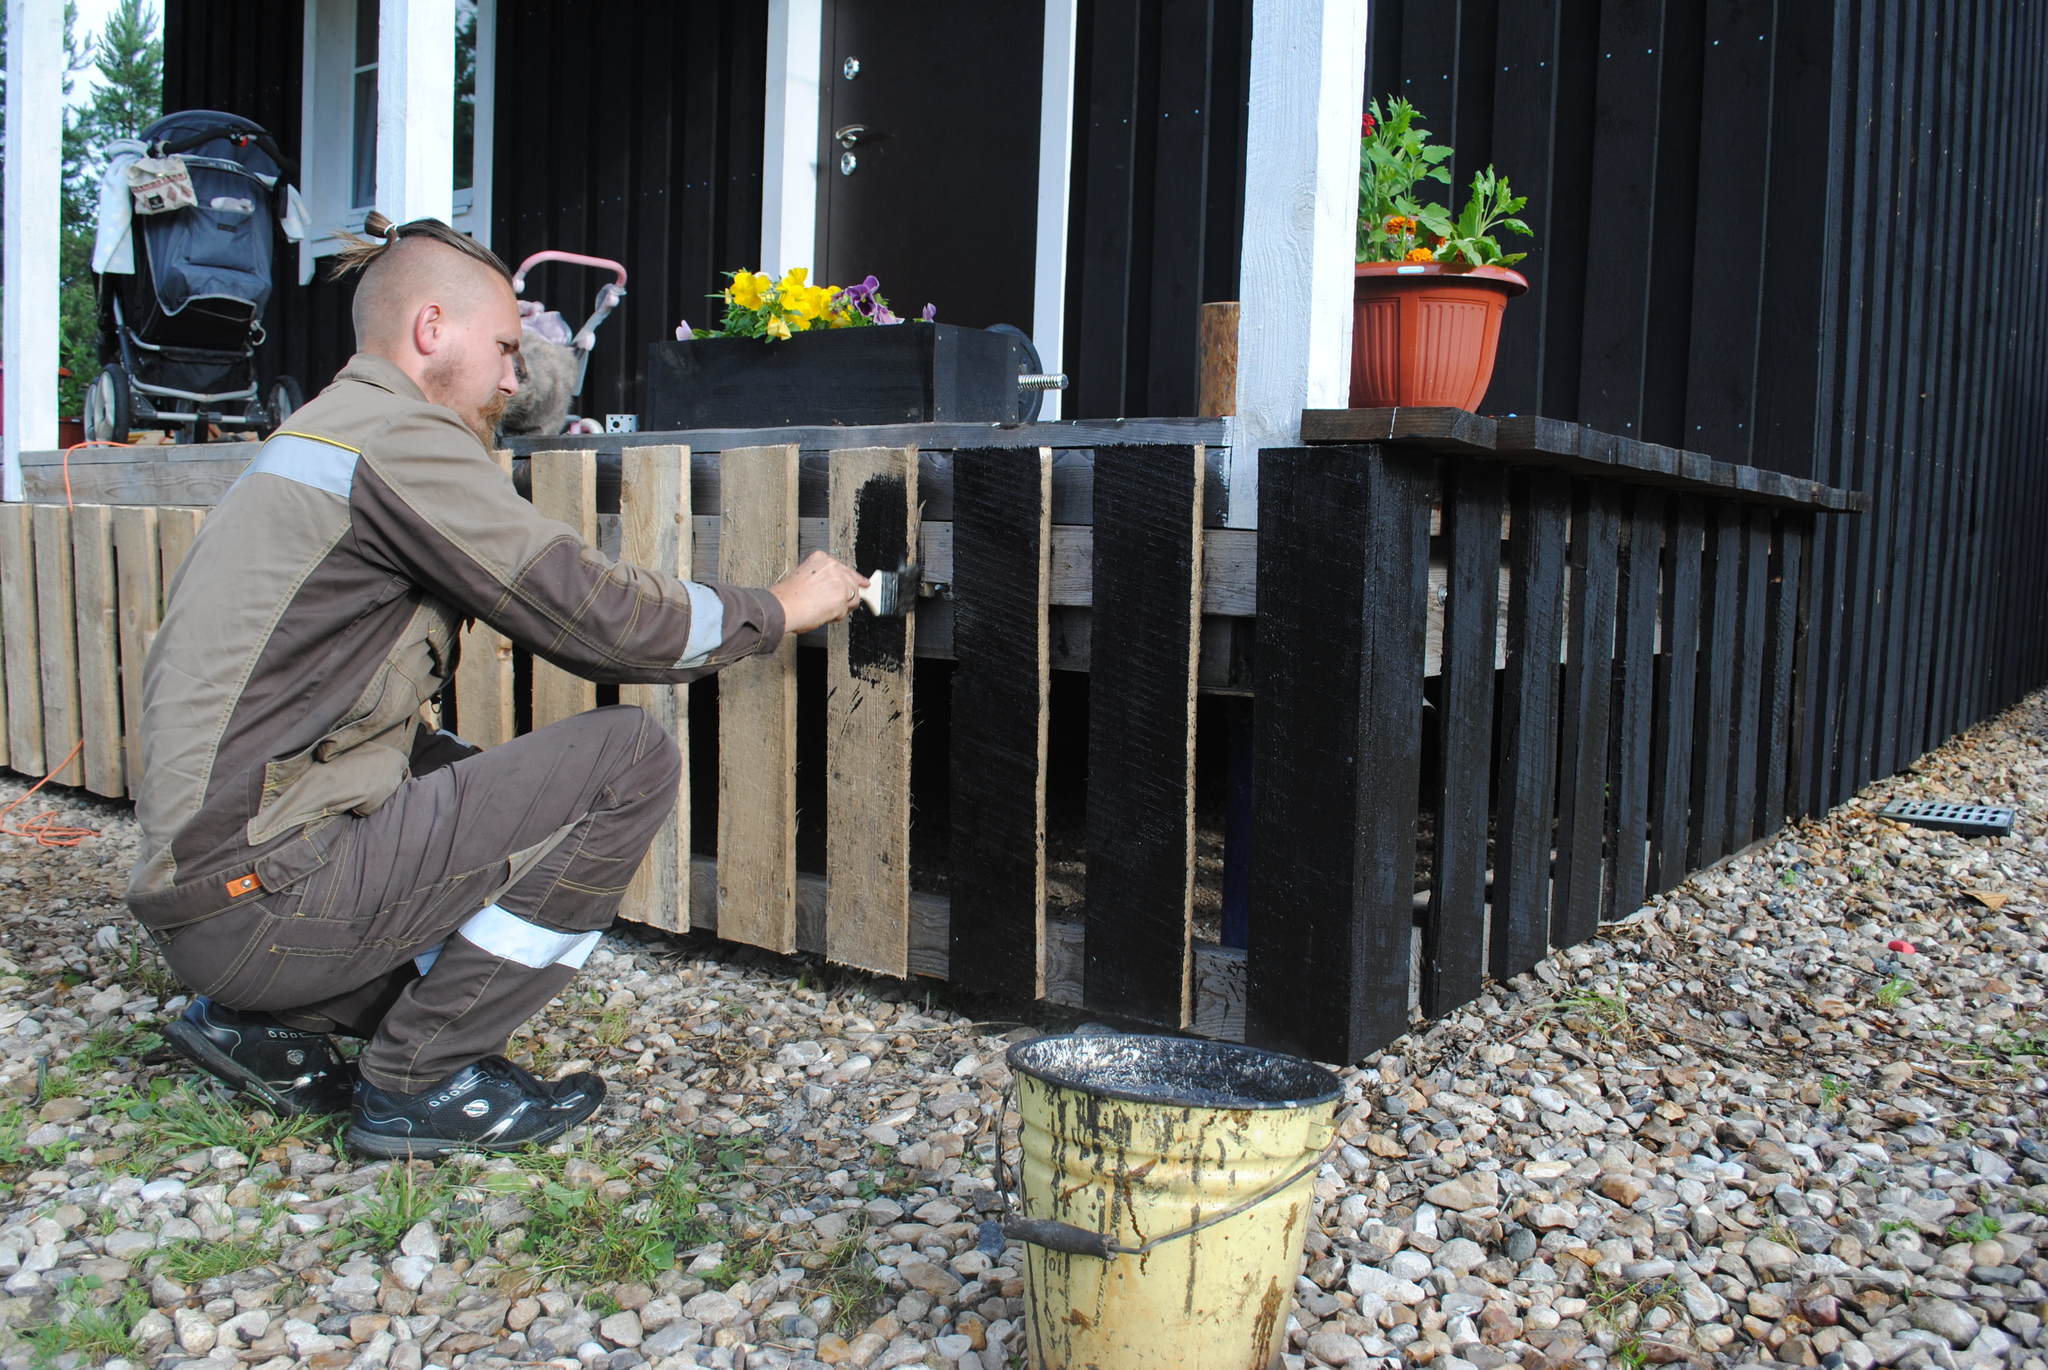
{"left": 1546, "top": 989, "right": 1636, "bottom": 1039}
{"left": 795, "top": 1233, "right": 888, "bottom": 1335}
{"left": 155, "top": 1235, "right": 280, "bottom": 1283}
{"left": 18, "top": 1275, "right": 148, "bottom": 1368}
{"left": 1874, "top": 976, "right": 1915, "bottom": 1009}
{"left": 1947, "top": 1213, "right": 2003, "bottom": 1244}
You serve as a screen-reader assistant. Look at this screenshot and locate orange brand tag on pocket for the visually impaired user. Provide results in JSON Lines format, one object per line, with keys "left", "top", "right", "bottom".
{"left": 225, "top": 873, "right": 261, "bottom": 898}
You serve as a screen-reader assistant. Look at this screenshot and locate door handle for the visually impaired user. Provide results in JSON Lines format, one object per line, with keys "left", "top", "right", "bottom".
{"left": 834, "top": 124, "right": 866, "bottom": 149}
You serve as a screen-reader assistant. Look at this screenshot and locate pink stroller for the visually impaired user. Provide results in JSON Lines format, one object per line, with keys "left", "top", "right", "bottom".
{"left": 500, "top": 250, "right": 628, "bottom": 437}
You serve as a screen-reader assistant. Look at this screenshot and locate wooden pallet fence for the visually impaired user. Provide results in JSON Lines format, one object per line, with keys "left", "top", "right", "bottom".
{"left": 616, "top": 445, "right": 692, "bottom": 934}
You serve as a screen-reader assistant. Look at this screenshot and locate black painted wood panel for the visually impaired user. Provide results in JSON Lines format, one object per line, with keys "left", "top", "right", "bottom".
{"left": 1608, "top": 488, "right": 1664, "bottom": 920}
{"left": 1650, "top": 498, "right": 1705, "bottom": 893}
{"left": 1553, "top": 483, "right": 1619, "bottom": 948}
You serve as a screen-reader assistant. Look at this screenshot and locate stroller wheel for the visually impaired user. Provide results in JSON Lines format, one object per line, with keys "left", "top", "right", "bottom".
{"left": 264, "top": 375, "right": 306, "bottom": 434}
{"left": 86, "top": 365, "right": 132, "bottom": 443}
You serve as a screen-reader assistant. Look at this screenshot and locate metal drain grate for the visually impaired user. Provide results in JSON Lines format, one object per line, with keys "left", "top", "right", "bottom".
{"left": 1877, "top": 798, "right": 2015, "bottom": 837}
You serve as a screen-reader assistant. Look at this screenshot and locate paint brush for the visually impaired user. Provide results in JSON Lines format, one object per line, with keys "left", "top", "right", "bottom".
{"left": 856, "top": 562, "right": 922, "bottom": 616}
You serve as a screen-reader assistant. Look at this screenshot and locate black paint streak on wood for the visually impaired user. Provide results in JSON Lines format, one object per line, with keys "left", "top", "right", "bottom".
{"left": 1607, "top": 488, "right": 1664, "bottom": 921}
{"left": 1727, "top": 505, "right": 1771, "bottom": 850}
{"left": 1553, "top": 483, "right": 1619, "bottom": 949}
{"left": 1759, "top": 515, "right": 1805, "bottom": 838}
{"left": 1650, "top": 498, "right": 1704, "bottom": 893}
{"left": 948, "top": 448, "right": 1046, "bottom": 998}
{"left": 1248, "top": 445, "right": 1429, "bottom": 1063}
{"left": 1688, "top": 507, "right": 1741, "bottom": 870}
{"left": 1084, "top": 445, "right": 1200, "bottom": 1029}
{"left": 1425, "top": 462, "right": 1501, "bottom": 1018}
{"left": 1491, "top": 470, "right": 1569, "bottom": 980}
{"left": 847, "top": 474, "right": 910, "bottom": 679}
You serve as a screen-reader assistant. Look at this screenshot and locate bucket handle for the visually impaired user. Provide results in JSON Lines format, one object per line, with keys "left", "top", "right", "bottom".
{"left": 992, "top": 1076, "right": 1340, "bottom": 1261}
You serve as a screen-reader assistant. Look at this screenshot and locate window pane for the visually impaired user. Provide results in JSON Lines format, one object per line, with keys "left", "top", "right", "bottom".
{"left": 454, "top": 0, "right": 477, "bottom": 193}
{"left": 352, "top": 67, "right": 378, "bottom": 209}
{"left": 355, "top": 0, "right": 378, "bottom": 67}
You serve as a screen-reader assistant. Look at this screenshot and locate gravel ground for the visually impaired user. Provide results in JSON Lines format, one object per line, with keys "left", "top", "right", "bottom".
{"left": 2, "top": 688, "right": 2046, "bottom": 1370}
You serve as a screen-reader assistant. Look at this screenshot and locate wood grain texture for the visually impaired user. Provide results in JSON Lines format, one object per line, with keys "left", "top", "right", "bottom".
{"left": 947, "top": 445, "right": 1053, "bottom": 998}
{"left": 715, "top": 444, "right": 800, "bottom": 953}
{"left": 1083, "top": 444, "right": 1204, "bottom": 1029}
{"left": 1, "top": 503, "right": 44, "bottom": 775}
{"left": 825, "top": 447, "right": 919, "bottom": 977}
{"left": 1553, "top": 484, "right": 1620, "bottom": 948}
{"left": 1248, "top": 444, "right": 1431, "bottom": 1063}
{"left": 1651, "top": 499, "right": 1706, "bottom": 892}
{"left": 1689, "top": 509, "right": 1742, "bottom": 869}
{"left": 112, "top": 506, "right": 161, "bottom": 797}
{"left": 618, "top": 445, "right": 693, "bottom": 934}
{"left": 1426, "top": 462, "right": 1502, "bottom": 1017}
{"left": 69, "top": 506, "right": 124, "bottom": 798}
{"left": 451, "top": 450, "right": 517, "bottom": 750}
{"left": 1492, "top": 470, "right": 1569, "bottom": 980}
{"left": 155, "top": 507, "right": 205, "bottom": 596}
{"left": 1198, "top": 301, "right": 1240, "bottom": 417}
{"left": 33, "top": 506, "right": 83, "bottom": 788}
{"left": 528, "top": 449, "right": 599, "bottom": 728}
{"left": 1760, "top": 516, "right": 1806, "bottom": 838}
{"left": 1728, "top": 505, "right": 1772, "bottom": 849}
{"left": 1608, "top": 489, "right": 1664, "bottom": 919}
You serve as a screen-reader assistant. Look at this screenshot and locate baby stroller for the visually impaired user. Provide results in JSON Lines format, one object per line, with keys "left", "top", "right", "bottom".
{"left": 497, "top": 251, "right": 628, "bottom": 438}
{"left": 87, "top": 109, "right": 307, "bottom": 443}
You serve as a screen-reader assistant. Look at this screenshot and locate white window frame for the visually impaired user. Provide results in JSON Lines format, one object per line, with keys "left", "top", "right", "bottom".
{"left": 297, "top": 0, "right": 495, "bottom": 284}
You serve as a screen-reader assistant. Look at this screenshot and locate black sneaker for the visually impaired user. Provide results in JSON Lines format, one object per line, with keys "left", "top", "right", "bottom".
{"left": 163, "top": 997, "right": 359, "bottom": 1116}
{"left": 343, "top": 1056, "right": 605, "bottom": 1159}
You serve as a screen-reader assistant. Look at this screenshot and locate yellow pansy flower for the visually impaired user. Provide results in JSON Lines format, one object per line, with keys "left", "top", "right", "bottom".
{"left": 766, "top": 314, "right": 792, "bottom": 340}
{"left": 777, "top": 267, "right": 809, "bottom": 298}
{"left": 729, "top": 271, "right": 770, "bottom": 310}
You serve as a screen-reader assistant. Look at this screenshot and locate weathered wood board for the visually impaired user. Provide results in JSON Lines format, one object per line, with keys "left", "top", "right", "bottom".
{"left": 528, "top": 449, "right": 599, "bottom": 729}
{"left": 618, "top": 445, "right": 694, "bottom": 933}
{"left": 112, "top": 505, "right": 162, "bottom": 797}
{"left": 1, "top": 503, "right": 44, "bottom": 775}
{"left": 33, "top": 505, "right": 83, "bottom": 788}
{"left": 70, "top": 505, "right": 124, "bottom": 798}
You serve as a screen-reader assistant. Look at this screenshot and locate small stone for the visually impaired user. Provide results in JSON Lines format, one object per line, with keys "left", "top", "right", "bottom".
{"left": 1907, "top": 1299, "right": 1980, "bottom": 1348}
{"left": 1437, "top": 1239, "right": 1487, "bottom": 1275}
{"left": 1307, "top": 1329, "right": 1366, "bottom": 1364}
{"left": 1746, "top": 1237, "right": 1802, "bottom": 1278}
{"left": 398, "top": 1222, "right": 441, "bottom": 1262}
{"left": 1424, "top": 1175, "right": 1500, "bottom": 1213}
{"left": 1750, "top": 1291, "right": 1789, "bottom": 1320}
{"left": 1597, "top": 1175, "right": 1646, "bottom": 1207}
{"left": 901, "top": 1259, "right": 965, "bottom": 1298}
{"left": 174, "top": 1306, "right": 217, "bottom": 1355}
{"left": 600, "top": 1310, "right": 645, "bottom": 1347}
{"left": 683, "top": 1290, "right": 745, "bottom": 1328}
{"left": 388, "top": 1255, "right": 433, "bottom": 1291}
{"left": 1528, "top": 1205, "right": 1576, "bottom": 1231}
{"left": 935, "top": 1333, "right": 976, "bottom": 1361}
{"left": 817, "top": 1333, "right": 854, "bottom": 1363}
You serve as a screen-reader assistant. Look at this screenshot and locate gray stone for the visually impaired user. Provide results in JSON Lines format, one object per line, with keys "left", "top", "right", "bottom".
{"left": 1908, "top": 1301, "right": 1982, "bottom": 1349}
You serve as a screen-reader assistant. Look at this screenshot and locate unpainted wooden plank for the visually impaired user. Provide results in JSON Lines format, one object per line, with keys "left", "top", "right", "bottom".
{"left": 1083, "top": 445, "right": 1204, "bottom": 1029}
{"left": 618, "top": 445, "right": 693, "bottom": 934}
{"left": 1425, "top": 462, "right": 1502, "bottom": 1017}
{"left": 1651, "top": 499, "right": 1706, "bottom": 891}
{"left": 112, "top": 505, "right": 161, "bottom": 797}
{"left": 1491, "top": 470, "right": 1570, "bottom": 980}
{"left": 1607, "top": 489, "right": 1664, "bottom": 920}
{"left": 825, "top": 447, "right": 920, "bottom": 978}
{"left": 450, "top": 450, "right": 518, "bottom": 750}
{"left": 70, "top": 506, "right": 124, "bottom": 798}
{"left": 33, "top": 505, "right": 84, "bottom": 788}
{"left": 0, "top": 504, "right": 42, "bottom": 775}
{"left": 156, "top": 507, "right": 206, "bottom": 596}
{"left": 947, "top": 446, "right": 1053, "bottom": 998}
{"left": 715, "top": 444, "right": 800, "bottom": 953}
{"left": 528, "top": 449, "right": 599, "bottom": 728}
{"left": 1248, "top": 444, "right": 1429, "bottom": 1063}
{"left": 1553, "top": 484, "right": 1620, "bottom": 949}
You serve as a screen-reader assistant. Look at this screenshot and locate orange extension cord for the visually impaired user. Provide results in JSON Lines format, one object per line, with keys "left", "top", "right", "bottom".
{"left": 1, "top": 438, "right": 135, "bottom": 847}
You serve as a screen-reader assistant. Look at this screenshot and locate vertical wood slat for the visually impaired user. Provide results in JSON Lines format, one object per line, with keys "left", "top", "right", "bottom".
{"left": 1759, "top": 516, "right": 1807, "bottom": 837}
{"left": 1, "top": 503, "right": 44, "bottom": 776}
{"left": 529, "top": 450, "right": 599, "bottom": 729}
{"left": 1083, "top": 445, "right": 1205, "bottom": 1029}
{"left": 1727, "top": 506, "right": 1772, "bottom": 850}
{"left": 1553, "top": 484, "right": 1620, "bottom": 948}
{"left": 33, "top": 505, "right": 84, "bottom": 789}
{"left": 1608, "top": 488, "right": 1664, "bottom": 920}
{"left": 947, "top": 446, "right": 1054, "bottom": 998}
{"left": 1249, "top": 444, "right": 1430, "bottom": 1063}
{"left": 71, "top": 506, "right": 124, "bottom": 798}
{"left": 112, "top": 506, "right": 162, "bottom": 798}
{"left": 1650, "top": 498, "right": 1705, "bottom": 892}
{"left": 1688, "top": 507, "right": 1741, "bottom": 869}
{"left": 1491, "top": 470, "right": 1569, "bottom": 980}
{"left": 156, "top": 507, "right": 206, "bottom": 596}
{"left": 1425, "top": 462, "right": 1503, "bottom": 1018}
{"left": 452, "top": 450, "right": 517, "bottom": 750}
{"left": 618, "top": 445, "right": 693, "bottom": 934}
{"left": 824, "top": 447, "right": 920, "bottom": 978}
{"left": 715, "top": 445, "right": 800, "bottom": 954}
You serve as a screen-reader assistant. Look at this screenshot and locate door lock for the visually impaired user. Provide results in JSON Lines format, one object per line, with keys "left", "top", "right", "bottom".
{"left": 840, "top": 151, "right": 858, "bottom": 176}
{"left": 843, "top": 56, "right": 861, "bottom": 80}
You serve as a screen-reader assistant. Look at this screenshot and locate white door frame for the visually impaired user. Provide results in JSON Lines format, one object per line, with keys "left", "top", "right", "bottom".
{"left": 2, "top": 0, "right": 64, "bottom": 500}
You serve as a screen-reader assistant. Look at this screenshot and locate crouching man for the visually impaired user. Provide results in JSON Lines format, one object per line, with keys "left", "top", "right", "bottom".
{"left": 126, "top": 214, "right": 867, "bottom": 1158}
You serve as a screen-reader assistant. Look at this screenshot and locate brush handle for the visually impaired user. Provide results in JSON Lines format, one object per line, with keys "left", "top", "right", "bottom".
{"left": 856, "top": 575, "right": 887, "bottom": 615}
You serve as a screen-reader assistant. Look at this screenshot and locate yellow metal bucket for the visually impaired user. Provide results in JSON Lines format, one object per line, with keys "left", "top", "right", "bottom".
{"left": 1004, "top": 1033, "right": 1342, "bottom": 1370}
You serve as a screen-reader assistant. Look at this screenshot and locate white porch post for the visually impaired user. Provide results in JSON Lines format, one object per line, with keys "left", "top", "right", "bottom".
{"left": 1229, "top": 0, "right": 1370, "bottom": 528}
{"left": 761, "top": 0, "right": 822, "bottom": 277}
{"left": 378, "top": 0, "right": 455, "bottom": 225}
{"left": 1030, "top": 0, "right": 1079, "bottom": 422}
{"left": 3, "top": 0, "right": 64, "bottom": 500}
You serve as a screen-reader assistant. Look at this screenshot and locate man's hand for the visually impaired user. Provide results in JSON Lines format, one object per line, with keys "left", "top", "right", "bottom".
{"left": 771, "top": 551, "right": 870, "bottom": 634}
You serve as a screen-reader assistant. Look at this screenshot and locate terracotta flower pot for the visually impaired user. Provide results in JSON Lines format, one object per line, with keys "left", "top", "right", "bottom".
{"left": 1350, "top": 262, "right": 1529, "bottom": 411}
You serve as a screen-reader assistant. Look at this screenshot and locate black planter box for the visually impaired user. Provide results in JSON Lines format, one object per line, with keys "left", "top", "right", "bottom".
{"left": 644, "top": 322, "right": 1025, "bottom": 429}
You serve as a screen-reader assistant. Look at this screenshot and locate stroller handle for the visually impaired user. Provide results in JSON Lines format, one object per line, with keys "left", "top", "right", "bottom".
{"left": 513, "top": 251, "right": 628, "bottom": 294}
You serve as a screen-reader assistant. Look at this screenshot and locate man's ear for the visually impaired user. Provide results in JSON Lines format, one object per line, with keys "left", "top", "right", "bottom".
{"left": 412, "top": 302, "right": 446, "bottom": 356}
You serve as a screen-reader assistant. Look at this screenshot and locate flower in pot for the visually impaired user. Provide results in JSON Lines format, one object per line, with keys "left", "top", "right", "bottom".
{"left": 1353, "top": 98, "right": 1533, "bottom": 411}
{"left": 684, "top": 267, "right": 936, "bottom": 340}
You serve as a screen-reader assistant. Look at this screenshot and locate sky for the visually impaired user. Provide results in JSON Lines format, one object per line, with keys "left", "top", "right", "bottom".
{"left": 63, "top": 0, "right": 146, "bottom": 111}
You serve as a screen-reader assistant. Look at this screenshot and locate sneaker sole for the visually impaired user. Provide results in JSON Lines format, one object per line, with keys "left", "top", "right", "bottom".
{"left": 163, "top": 1019, "right": 342, "bottom": 1117}
{"left": 341, "top": 1093, "right": 603, "bottom": 1160}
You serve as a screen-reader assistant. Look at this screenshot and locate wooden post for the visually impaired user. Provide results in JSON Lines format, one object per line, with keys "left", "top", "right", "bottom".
{"left": 825, "top": 446, "right": 919, "bottom": 977}
{"left": 619, "top": 445, "right": 693, "bottom": 933}
{"left": 1198, "top": 302, "right": 1240, "bottom": 418}
{"left": 1553, "top": 484, "right": 1620, "bottom": 949}
{"left": 112, "top": 505, "right": 161, "bottom": 796}
{"left": 528, "top": 449, "right": 598, "bottom": 728}
{"left": 2, "top": 0, "right": 64, "bottom": 499}
{"left": 1229, "top": 0, "right": 1369, "bottom": 528}
{"left": 33, "top": 505, "right": 82, "bottom": 787}
{"left": 0, "top": 503, "right": 42, "bottom": 773}
{"left": 71, "top": 506, "right": 124, "bottom": 798}
{"left": 451, "top": 450, "right": 518, "bottom": 748}
{"left": 377, "top": 0, "right": 456, "bottom": 223}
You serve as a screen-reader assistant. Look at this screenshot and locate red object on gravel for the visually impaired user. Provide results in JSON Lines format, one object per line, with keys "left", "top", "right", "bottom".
{"left": 1887, "top": 938, "right": 1917, "bottom": 954}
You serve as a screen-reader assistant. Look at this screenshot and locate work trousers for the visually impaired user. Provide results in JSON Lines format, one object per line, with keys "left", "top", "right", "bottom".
{"left": 161, "top": 706, "right": 679, "bottom": 1093}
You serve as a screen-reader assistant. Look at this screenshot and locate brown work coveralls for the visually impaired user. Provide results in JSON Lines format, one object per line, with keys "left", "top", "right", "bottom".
{"left": 125, "top": 354, "right": 785, "bottom": 1092}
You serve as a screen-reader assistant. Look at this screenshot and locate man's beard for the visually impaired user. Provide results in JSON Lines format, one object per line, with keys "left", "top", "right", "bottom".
{"left": 464, "top": 391, "right": 510, "bottom": 447}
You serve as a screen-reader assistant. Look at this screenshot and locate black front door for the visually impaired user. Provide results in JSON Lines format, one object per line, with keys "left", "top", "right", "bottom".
{"left": 816, "top": 2, "right": 1044, "bottom": 333}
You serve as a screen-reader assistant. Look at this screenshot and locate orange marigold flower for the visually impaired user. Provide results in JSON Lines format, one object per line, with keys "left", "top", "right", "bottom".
{"left": 1384, "top": 214, "right": 1412, "bottom": 232}
{"left": 1405, "top": 247, "right": 1436, "bottom": 263}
